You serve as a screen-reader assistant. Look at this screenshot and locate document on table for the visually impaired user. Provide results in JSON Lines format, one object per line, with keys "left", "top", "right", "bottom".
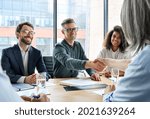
{"left": 17, "top": 88, "right": 50, "bottom": 97}
{"left": 60, "top": 78, "right": 107, "bottom": 91}
{"left": 12, "top": 83, "right": 35, "bottom": 91}
{"left": 90, "top": 89, "right": 105, "bottom": 96}
{"left": 64, "top": 84, "right": 107, "bottom": 91}
{"left": 60, "top": 78, "right": 106, "bottom": 86}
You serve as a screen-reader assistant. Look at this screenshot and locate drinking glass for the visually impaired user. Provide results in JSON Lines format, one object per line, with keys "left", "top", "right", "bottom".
{"left": 110, "top": 67, "right": 119, "bottom": 83}
{"left": 35, "top": 74, "right": 46, "bottom": 95}
{"left": 36, "top": 74, "right": 46, "bottom": 88}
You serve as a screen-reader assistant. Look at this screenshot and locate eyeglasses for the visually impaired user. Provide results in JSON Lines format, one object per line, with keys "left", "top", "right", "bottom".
{"left": 21, "top": 30, "right": 35, "bottom": 36}
{"left": 63, "top": 27, "right": 78, "bottom": 32}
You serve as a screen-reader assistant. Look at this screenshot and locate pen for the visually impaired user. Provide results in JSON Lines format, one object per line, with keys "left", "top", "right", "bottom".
{"left": 32, "top": 95, "right": 40, "bottom": 99}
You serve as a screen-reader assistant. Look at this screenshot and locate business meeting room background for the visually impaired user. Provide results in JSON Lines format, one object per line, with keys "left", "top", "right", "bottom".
{"left": 0, "top": 0, "right": 123, "bottom": 59}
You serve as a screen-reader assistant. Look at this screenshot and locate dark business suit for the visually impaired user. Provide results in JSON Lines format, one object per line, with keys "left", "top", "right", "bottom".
{"left": 1, "top": 44, "right": 47, "bottom": 83}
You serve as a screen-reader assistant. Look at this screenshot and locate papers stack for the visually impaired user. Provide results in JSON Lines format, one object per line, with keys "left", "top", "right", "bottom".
{"left": 60, "top": 78, "right": 107, "bottom": 91}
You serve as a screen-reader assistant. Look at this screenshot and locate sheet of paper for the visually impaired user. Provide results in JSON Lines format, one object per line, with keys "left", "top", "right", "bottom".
{"left": 12, "top": 83, "right": 34, "bottom": 91}
{"left": 17, "top": 88, "right": 50, "bottom": 97}
{"left": 60, "top": 78, "right": 103, "bottom": 86}
{"left": 90, "top": 89, "right": 105, "bottom": 96}
{"left": 45, "top": 82, "right": 56, "bottom": 87}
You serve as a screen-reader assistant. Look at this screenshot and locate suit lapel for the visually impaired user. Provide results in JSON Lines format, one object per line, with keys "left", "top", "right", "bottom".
{"left": 13, "top": 44, "right": 24, "bottom": 75}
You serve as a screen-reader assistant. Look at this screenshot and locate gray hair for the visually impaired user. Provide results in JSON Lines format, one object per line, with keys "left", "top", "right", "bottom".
{"left": 61, "top": 18, "right": 76, "bottom": 27}
{"left": 121, "top": 0, "right": 150, "bottom": 53}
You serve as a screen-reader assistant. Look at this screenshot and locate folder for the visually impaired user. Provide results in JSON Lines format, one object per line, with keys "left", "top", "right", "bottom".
{"left": 64, "top": 84, "right": 107, "bottom": 91}
{"left": 60, "top": 78, "right": 107, "bottom": 91}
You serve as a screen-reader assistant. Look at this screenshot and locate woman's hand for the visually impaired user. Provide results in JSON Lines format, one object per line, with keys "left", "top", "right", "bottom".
{"left": 21, "top": 93, "right": 50, "bottom": 102}
{"left": 104, "top": 84, "right": 115, "bottom": 94}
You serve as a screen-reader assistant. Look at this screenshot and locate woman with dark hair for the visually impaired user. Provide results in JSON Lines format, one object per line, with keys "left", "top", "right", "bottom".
{"left": 103, "top": 25, "right": 128, "bottom": 53}
{"left": 97, "top": 25, "right": 130, "bottom": 77}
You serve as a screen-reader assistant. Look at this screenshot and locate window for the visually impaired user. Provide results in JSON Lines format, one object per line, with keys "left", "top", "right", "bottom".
{"left": 0, "top": 0, "right": 123, "bottom": 59}
{"left": 0, "top": 37, "right": 17, "bottom": 57}
{"left": 57, "top": 0, "right": 104, "bottom": 59}
{"left": 0, "top": 0, "right": 53, "bottom": 56}
{"left": 108, "top": 0, "right": 124, "bottom": 30}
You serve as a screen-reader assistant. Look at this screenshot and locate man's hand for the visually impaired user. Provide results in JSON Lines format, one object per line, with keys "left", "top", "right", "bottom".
{"left": 21, "top": 93, "right": 50, "bottom": 102}
{"left": 85, "top": 60, "right": 106, "bottom": 72}
{"left": 91, "top": 73, "right": 101, "bottom": 81}
{"left": 24, "top": 73, "right": 36, "bottom": 84}
{"left": 104, "top": 71, "right": 111, "bottom": 78}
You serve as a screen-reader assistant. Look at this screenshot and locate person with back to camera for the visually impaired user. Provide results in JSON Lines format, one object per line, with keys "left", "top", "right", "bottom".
{"left": 0, "top": 65, "right": 49, "bottom": 102}
{"left": 102, "top": 0, "right": 150, "bottom": 101}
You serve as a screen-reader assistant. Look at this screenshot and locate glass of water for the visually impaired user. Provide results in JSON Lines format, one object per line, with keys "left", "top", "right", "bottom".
{"left": 36, "top": 74, "right": 46, "bottom": 88}
{"left": 35, "top": 74, "right": 46, "bottom": 95}
{"left": 110, "top": 67, "right": 119, "bottom": 83}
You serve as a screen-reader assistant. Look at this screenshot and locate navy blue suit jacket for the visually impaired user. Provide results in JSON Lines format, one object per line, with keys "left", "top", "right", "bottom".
{"left": 1, "top": 44, "right": 47, "bottom": 83}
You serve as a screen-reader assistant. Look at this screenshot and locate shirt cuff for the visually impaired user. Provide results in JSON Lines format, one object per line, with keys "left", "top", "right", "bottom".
{"left": 103, "top": 92, "right": 113, "bottom": 102}
{"left": 82, "top": 60, "right": 87, "bottom": 69}
{"left": 90, "top": 70, "right": 96, "bottom": 76}
{"left": 17, "top": 76, "right": 26, "bottom": 83}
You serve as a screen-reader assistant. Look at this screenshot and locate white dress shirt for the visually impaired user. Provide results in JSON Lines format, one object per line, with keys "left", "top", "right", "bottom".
{"left": 17, "top": 44, "right": 47, "bottom": 83}
{"left": 17, "top": 45, "right": 30, "bottom": 83}
{"left": 97, "top": 48, "right": 130, "bottom": 59}
{"left": 97, "top": 48, "right": 131, "bottom": 71}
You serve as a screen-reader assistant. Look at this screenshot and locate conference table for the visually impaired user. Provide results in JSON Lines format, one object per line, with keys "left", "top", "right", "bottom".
{"left": 46, "top": 76, "right": 113, "bottom": 102}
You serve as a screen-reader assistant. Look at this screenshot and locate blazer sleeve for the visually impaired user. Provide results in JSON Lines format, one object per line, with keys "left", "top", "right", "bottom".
{"left": 1, "top": 49, "right": 22, "bottom": 83}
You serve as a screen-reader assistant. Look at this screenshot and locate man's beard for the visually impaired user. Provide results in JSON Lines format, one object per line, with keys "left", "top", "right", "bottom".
{"left": 70, "top": 35, "right": 76, "bottom": 40}
{"left": 21, "top": 36, "right": 32, "bottom": 45}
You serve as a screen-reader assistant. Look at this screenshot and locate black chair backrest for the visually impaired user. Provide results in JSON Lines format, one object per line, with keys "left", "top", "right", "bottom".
{"left": 43, "top": 56, "right": 53, "bottom": 78}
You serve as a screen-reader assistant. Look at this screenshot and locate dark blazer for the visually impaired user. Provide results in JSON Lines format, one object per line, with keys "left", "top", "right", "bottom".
{"left": 1, "top": 44, "right": 47, "bottom": 83}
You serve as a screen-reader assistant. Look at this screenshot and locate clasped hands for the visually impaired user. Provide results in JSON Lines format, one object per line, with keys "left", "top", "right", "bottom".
{"left": 88, "top": 59, "right": 107, "bottom": 81}
{"left": 92, "top": 58, "right": 107, "bottom": 72}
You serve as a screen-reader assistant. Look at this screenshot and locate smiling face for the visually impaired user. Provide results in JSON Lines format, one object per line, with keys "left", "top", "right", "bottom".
{"left": 18, "top": 25, "right": 35, "bottom": 45}
{"left": 111, "top": 31, "right": 121, "bottom": 48}
{"left": 62, "top": 23, "right": 78, "bottom": 41}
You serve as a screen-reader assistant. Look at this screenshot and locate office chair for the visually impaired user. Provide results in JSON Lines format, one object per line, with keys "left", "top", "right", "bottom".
{"left": 43, "top": 56, "right": 54, "bottom": 78}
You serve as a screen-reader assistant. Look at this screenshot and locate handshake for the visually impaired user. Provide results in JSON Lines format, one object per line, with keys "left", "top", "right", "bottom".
{"left": 85, "top": 58, "right": 107, "bottom": 72}
{"left": 85, "top": 58, "right": 131, "bottom": 72}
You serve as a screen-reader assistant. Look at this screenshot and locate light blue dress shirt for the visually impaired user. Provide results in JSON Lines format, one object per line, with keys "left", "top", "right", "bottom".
{"left": 104, "top": 45, "right": 150, "bottom": 102}
{"left": 0, "top": 66, "right": 23, "bottom": 102}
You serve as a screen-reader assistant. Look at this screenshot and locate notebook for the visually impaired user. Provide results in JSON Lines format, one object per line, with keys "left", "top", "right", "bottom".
{"left": 64, "top": 84, "right": 107, "bottom": 91}
{"left": 60, "top": 78, "right": 107, "bottom": 91}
